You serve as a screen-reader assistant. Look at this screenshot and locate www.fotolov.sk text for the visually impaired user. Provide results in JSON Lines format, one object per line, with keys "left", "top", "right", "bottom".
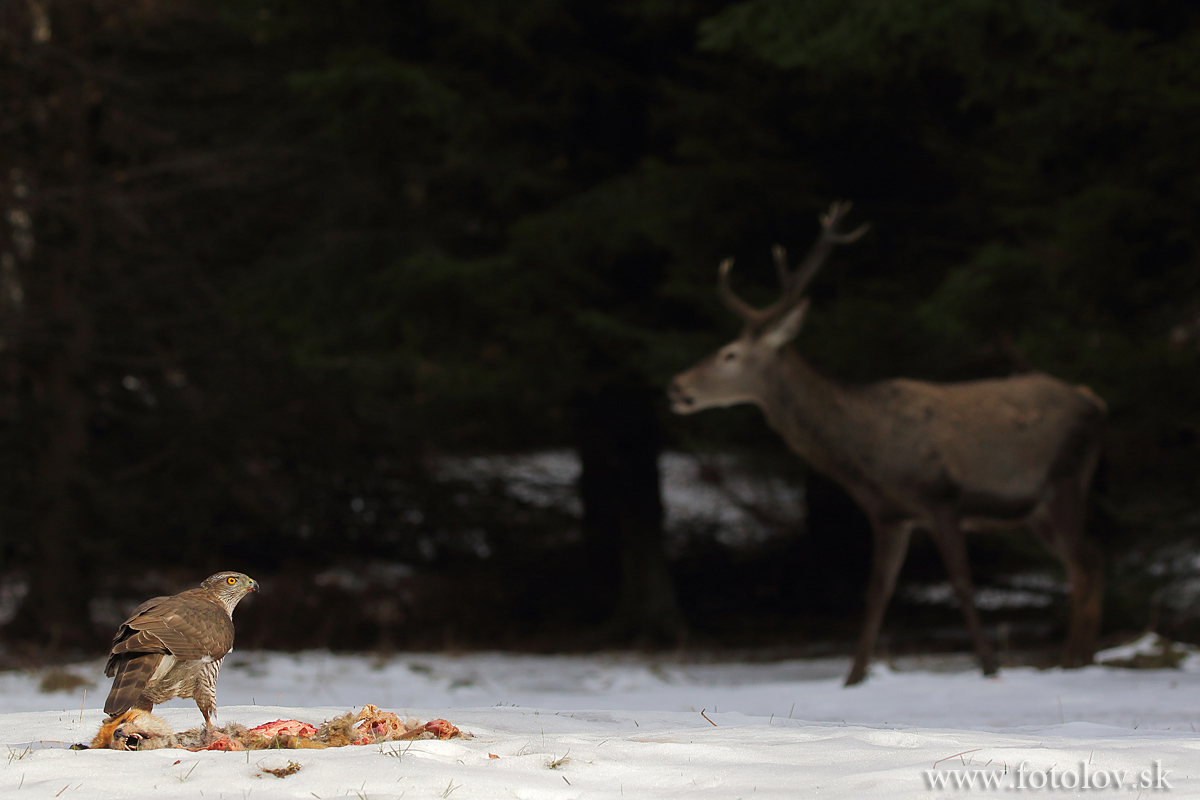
{"left": 924, "top": 760, "right": 1174, "bottom": 791}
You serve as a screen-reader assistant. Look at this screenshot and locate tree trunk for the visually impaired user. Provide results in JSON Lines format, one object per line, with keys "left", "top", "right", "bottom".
{"left": 576, "top": 383, "right": 685, "bottom": 644}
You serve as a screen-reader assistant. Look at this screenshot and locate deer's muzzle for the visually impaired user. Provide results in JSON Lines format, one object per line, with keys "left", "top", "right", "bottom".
{"left": 667, "top": 379, "right": 697, "bottom": 414}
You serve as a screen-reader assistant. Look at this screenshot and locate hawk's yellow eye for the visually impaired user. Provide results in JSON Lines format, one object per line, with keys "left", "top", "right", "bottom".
{"left": 227, "top": 577, "right": 237, "bottom": 585}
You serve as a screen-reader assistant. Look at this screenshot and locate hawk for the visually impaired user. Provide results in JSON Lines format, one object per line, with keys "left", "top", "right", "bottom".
{"left": 103, "top": 572, "right": 258, "bottom": 733}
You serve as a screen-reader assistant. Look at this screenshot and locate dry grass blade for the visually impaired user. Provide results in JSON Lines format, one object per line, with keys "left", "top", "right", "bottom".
{"left": 932, "top": 748, "right": 982, "bottom": 767}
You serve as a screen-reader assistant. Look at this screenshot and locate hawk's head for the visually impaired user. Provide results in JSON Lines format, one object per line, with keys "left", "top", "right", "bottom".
{"left": 201, "top": 571, "right": 259, "bottom": 613}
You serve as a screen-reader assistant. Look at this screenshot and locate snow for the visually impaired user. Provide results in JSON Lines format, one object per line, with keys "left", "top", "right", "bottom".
{"left": 4, "top": 650, "right": 1200, "bottom": 798}
{"left": 1095, "top": 632, "right": 1200, "bottom": 666}
{"left": 434, "top": 450, "right": 804, "bottom": 549}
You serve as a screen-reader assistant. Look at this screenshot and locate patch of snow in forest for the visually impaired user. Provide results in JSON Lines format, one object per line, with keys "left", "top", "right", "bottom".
{"left": 434, "top": 450, "right": 803, "bottom": 547}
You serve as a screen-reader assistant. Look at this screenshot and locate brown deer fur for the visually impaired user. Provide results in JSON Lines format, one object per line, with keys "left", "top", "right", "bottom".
{"left": 669, "top": 202, "right": 1105, "bottom": 686}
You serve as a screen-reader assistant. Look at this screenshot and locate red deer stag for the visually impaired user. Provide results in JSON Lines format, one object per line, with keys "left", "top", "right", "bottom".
{"left": 668, "top": 202, "right": 1105, "bottom": 686}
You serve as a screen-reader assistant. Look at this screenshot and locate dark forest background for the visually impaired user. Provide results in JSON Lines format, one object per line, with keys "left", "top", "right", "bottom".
{"left": 2, "top": 0, "right": 1199, "bottom": 662}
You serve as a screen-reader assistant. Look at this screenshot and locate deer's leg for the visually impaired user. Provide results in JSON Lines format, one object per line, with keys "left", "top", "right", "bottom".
{"left": 845, "top": 521, "right": 912, "bottom": 687}
{"left": 1063, "top": 542, "right": 1104, "bottom": 668}
{"left": 929, "top": 513, "right": 999, "bottom": 677}
{"left": 1031, "top": 480, "right": 1103, "bottom": 668}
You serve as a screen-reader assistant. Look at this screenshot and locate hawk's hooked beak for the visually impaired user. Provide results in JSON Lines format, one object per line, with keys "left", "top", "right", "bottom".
{"left": 248, "top": 578, "right": 259, "bottom": 593}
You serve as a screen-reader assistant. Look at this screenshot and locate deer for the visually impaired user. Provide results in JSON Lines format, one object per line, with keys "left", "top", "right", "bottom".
{"left": 668, "top": 202, "right": 1106, "bottom": 686}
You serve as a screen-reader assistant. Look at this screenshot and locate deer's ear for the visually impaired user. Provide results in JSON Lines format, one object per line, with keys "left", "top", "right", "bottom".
{"left": 760, "top": 299, "right": 809, "bottom": 349}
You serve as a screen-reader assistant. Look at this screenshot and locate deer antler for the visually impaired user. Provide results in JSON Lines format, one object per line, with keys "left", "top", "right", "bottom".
{"left": 782, "top": 200, "right": 870, "bottom": 299}
{"left": 716, "top": 201, "right": 868, "bottom": 325}
{"left": 772, "top": 244, "right": 790, "bottom": 288}
{"left": 717, "top": 257, "right": 768, "bottom": 322}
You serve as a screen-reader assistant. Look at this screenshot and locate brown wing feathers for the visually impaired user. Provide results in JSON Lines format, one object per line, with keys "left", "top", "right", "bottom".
{"left": 104, "top": 654, "right": 163, "bottom": 715}
{"left": 103, "top": 590, "right": 234, "bottom": 717}
{"left": 112, "top": 597, "right": 233, "bottom": 660}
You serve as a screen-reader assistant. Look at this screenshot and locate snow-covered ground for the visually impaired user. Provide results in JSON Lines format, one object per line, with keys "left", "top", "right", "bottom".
{"left": 3, "top": 641, "right": 1200, "bottom": 798}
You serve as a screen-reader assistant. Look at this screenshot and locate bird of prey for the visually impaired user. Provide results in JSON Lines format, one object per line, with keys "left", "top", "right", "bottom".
{"left": 103, "top": 571, "right": 258, "bottom": 733}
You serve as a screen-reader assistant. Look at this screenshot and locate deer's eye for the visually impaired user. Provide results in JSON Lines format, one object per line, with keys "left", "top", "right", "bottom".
{"left": 723, "top": 351, "right": 737, "bottom": 361}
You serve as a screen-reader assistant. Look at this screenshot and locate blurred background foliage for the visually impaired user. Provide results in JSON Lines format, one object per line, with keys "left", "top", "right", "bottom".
{"left": 1, "top": 0, "right": 1199, "bottom": 659}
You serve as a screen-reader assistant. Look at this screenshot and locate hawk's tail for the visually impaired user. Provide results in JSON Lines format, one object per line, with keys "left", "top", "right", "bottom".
{"left": 104, "top": 654, "right": 161, "bottom": 716}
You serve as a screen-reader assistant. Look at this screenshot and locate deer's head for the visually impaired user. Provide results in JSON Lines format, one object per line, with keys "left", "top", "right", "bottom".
{"left": 668, "top": 201, "right": 867, "bottom": 414}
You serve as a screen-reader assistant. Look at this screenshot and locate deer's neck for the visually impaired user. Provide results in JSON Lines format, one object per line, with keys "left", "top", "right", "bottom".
{"left": 755, "top": 348, "right": 872, "bottom": 481}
